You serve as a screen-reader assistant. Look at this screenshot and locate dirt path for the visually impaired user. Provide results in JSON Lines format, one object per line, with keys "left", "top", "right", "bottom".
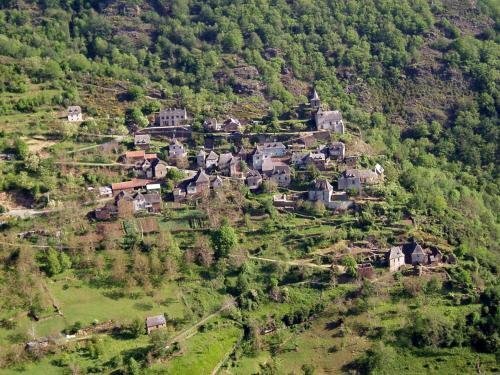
{"left": 54, "top": 161, "right": 132, "bottom": 167}
{"left": 66, "top": 135, "right": 126, "bottom": 154}
{"left": 248, "top": 255, "right": 331, "bottom": 270}
{"left": 210, "top": 333, "right": 244, "bottom": 375}
{"left": 3, "top": 208, "right": 57, "bottom": 219}
{"left": 166, "top": 299, "right": 236, "bottom": 346}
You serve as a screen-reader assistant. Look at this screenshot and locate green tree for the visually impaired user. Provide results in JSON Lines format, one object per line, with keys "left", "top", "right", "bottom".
{"left": 45, "top": 248, "right": 62, "bottom": 276}
{"left": 342, "top": 255, "right": 357, "bottom": 278}
{"left": 128, "top": 317, "right": 145, "bottom": 338}
{"left": 211, "top": 223, "right": 238, "bottom": 258}
{"left": 127, "top": 357, "right": 141, "bottom": 375}
{"left": 221, "top": 28, "right": 243, "bottom": 53}
{"left": 128, "top": 85, "right": 144, "bottom": 101}
{"left": 58, "top": 251, "right": 72, "bottom": 271}
{"left": 14, "top": 139, "right": 29, "bottom": 160}
{"left": 149, "top": 329, "right": 170, "bottom": 357}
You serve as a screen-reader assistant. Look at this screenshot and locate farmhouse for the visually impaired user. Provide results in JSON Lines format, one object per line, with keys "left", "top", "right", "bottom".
{"left": 121, "top": 150, "right": 157, "bottom": 165}
{"left": 400, "top": 242, "right": 443, "bottom": 266}
{"left": 196, "top": 149, "right": 206, "bottom": 167}
{"left": 221, "top": 117, "right": 243, "bottom": 132}
{"left": 252, "top": 142, "right": 287, "bottom": 170}
{"left": 205, "top": 150, "right": 219, "bottom": 169}
{"left": 387, "top": 246, "right": 405, "bottom": 272}
{"left": 168, "top": 138, "right": 187, "bottom": 159}
{"left": 304, "top": 152, "right": 327, "bottom": 170}
{"left": 315, "top": 108, "right": 344, "bottom": 133}
{"left": 308, "top": 178, "right": 334, "bottom": 204}
{"left": 327, "top": 142, "right": 345, "bottom": 161}
{"left": 111, "top": 179, "right": 153, "bottom": 196}
{"left": 218, "top": 153, "right": 242, "bottom": 177}
{"left": 146, "top": 315, "right": 167, "bottom": 334}
{"left": 203, "top": 118, "right": 221, "bottom": 131}
{"left": 337, "top": 167, "right": 383, "bottom": 191}
{"left": 308, "top": 179, "right": 353, "bottom": 210}
{"left": 269, "top": 165, "right": 291, "bottom": 187}
{"left": 67, "top": 106, "right": 83, "bottom": 122}
{"left": 155, "top": 108, "right": 188, "bottom": 127}
{"left": 246, "top": 169, "right": 263, "bottom": 190}
{"left": 95, "top": 190, "right": 162, "bottom": 220}
{"left": 173, "top": 169, "right": 211, "bottom": 201}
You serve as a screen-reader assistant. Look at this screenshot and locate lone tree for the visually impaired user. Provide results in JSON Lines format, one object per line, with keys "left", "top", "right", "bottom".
{"left": 211, "top": 223, "right": 237, "bottom": 259}
{"left": 342, "top": 255, "right": 358, "bottom": 278}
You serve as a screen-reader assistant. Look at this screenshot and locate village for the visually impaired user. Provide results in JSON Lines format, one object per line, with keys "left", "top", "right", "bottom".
{"left": 71, "top": 89, "right": 456, "bottom": 285}
{"left": 0, "top": 83, "right": 466, "bottom": 373}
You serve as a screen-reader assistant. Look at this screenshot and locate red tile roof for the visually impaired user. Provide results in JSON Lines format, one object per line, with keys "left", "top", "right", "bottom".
{"left": 111, "top": 179, "right": 153, "bottom": 191}
{"left": 124, "top": 150, "right": 145, "bottom": 158}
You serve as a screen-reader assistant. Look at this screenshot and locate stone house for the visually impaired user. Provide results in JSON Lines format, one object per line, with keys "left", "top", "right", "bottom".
{"left": 174, "top": 169, "right": 211, "bottom": 201}
{"left": 67, "top": 106, "right": 83, "bottom": 122}
{"left": 337, "top": 168, "right": 382, "bottom": 191}
{"left": 203, "top": 118, "right": 221, "bottom": 131}
{"left": 429, "top": 248, "right": 443, "bottom": 264}
{"left": 146, "top": 315, "right": 167, "bottom": 334}
{"left": 252, "top": 142, "right": 287, "bottom": 170}
{"left": 269, "top": 165, "right": 291, "bottom": 187}
{"left": 297, "top": 134, "right": 317, "bottom": 148}
{"left": 155, "top": 108, "right": 188, "bottom": 127}
{"left": 308, "top": 178, "right": 334, "bottom": 204}
{"left": 315, "top": 108, "right": 344, "bottom": 133}
{"left": 168, "top": 139, "right": 187, "bottom": 159}
{"left": 246, "top": 169, "right": 263, "bottom": 190}
{"left": 328, "top": 142, "right": 345, "bottom": 161}
{"left": 401, "top": 242, "right": 440, "bottom": 266}
{"left": 221, "top": 117, "right": 242, "bottom": 132}
{"left": 218, "top": 153, "right": 242, "bottom": 177}
{"left": 143, "top": 192, "right": 162, "bottom": 213}
{"left": 196, "top": 149, "right": 206, "bottom": 167}
{"left": 205, "top": 150, "right": 219, "bottom": 169}
{"left": 411, "top": 244, "right": 427, "bottom": 265}
{"left": 387, "top": 246, "right": 405, "bottom": 272}
{"left": 134, "top": 158, "right": 168, "bottom": 180}
{"left": 134, "top": 134, "right": 151, "bottom": 150}
{"left": 304, "top": 152, "right": 327, "bottom": 170}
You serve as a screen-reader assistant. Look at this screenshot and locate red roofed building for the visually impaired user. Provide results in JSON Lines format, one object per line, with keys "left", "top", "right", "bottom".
{"left": 111, "top": 179, "right": 153, "bottom": 196}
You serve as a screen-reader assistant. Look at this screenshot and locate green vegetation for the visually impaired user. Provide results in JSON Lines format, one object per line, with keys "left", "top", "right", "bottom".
{"left": 0, "top": 0, "right": 498, "bottom": 374}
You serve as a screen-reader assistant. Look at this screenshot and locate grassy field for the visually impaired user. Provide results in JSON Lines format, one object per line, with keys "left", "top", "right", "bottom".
{"left": 0, "top": 268, "right": 229, "bottom": 348}
{"left": 149, "top": 320, "right": 242, "bottom": 374}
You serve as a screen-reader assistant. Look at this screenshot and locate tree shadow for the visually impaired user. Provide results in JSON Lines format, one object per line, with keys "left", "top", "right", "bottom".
{"left": 133, "top": 302, "right": 153, "bottom": 311}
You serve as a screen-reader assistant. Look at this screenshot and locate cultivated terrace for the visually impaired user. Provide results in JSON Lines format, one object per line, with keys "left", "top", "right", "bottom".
{"left": 0, "top": 1, "right": 498, "bottom": 374}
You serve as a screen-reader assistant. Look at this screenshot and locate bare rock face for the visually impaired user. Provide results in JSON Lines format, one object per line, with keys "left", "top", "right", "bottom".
{"left": 232, "top": 65, "right": 259, "bottom": 80}
{"left": 264, "top": 47, "right": 280, "bottom": 60}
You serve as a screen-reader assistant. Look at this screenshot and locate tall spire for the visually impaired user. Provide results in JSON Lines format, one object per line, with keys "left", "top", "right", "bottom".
{"left": 312, "top": 89, "right": 320, "bottom": 100}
